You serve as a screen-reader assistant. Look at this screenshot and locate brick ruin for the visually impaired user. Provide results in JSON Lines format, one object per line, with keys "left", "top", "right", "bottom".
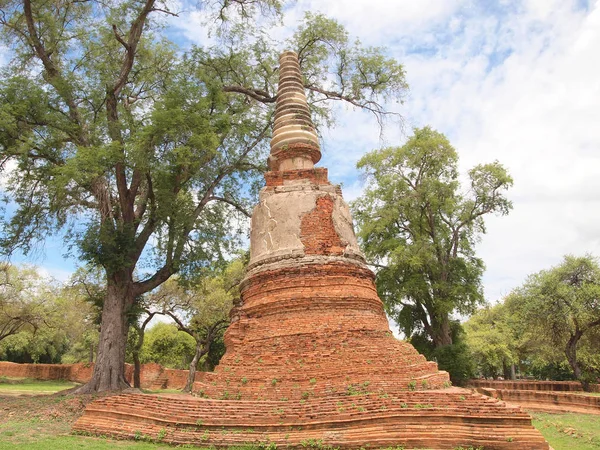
{"left": 74, "top": 51, "right": 549, "bottom": 449}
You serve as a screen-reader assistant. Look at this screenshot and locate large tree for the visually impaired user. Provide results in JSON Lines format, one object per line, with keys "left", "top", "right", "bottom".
{"left": 505, "top": 255, "right": 600, "bottom": 390}
{"left": 0, "top": 1, "right": 407, "bottom": 392}
{"left": 353, "top": 126, "right": 513, "bottom": 348}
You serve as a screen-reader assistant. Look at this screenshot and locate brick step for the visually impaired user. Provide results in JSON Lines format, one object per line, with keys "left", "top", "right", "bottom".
{"left": 73, "top": 393, "right": 549, "bottom": 449}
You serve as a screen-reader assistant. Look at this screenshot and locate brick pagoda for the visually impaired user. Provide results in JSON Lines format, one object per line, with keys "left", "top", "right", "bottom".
{"left": 74, "top": 52, "right": 549, "bottom": 449}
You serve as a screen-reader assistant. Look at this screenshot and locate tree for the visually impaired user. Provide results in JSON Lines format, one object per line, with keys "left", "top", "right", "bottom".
{"left": 0, "top": 1, "right": 408, "bottom": 392}
{"left": 505, "top": 255, "right": 600, "bottom": 390}
{"left": 138, "top": 322, "right": 196, "bottom": 369}
{"left": 464, "top": 303, "right": 519, "bottom": 379}
{"left": 0, "top": 264, "right": 56, "bottom": 345}
{"left": 353, "top": 127, "right": 513, "bottom": 348}
{"left": 147, "top": 259, "right": 243, "bottom": 392}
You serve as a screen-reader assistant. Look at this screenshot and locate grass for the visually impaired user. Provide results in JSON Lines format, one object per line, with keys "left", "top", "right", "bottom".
{"left": 0, "top": 377, "right": 78, "bottom": 395}
{"left": 531, "top": 411, "right": 600, "bottom": 450}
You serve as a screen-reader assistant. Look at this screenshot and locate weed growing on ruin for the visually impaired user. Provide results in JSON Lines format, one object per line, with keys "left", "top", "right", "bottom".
{"left": 300, "top": 438, "right": 339, "bottom": 450}
{"left": 413, "top": 403, "right": 433, "bottom": 409}
{"left": 407, "top": 380, "right": 416, "bottom": 391}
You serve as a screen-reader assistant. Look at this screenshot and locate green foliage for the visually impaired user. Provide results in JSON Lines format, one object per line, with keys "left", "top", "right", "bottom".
{"left": 353, "top": 127, "right": 512, "bottom": 347}
{"left": 431, "top": 340, "right": 475, "bottom": 386}
{"left": 464, "top": 303, "right": 519, "bottom": 378}
{"left": 139, "top": 323, "right": 196, "bottom": 369}
{"left": 505, "top": 255, "right": 600, "bottom": 385}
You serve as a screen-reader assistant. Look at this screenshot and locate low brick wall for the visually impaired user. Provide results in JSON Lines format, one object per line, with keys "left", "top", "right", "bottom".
{"left": 477, "top": 387, "right": 600, "bottom": 415}
{"left": 0, "top": 361, "right": 205, "bottom": 390}
{"left": 468, "top": 379, "right": 600, "bottom": 392}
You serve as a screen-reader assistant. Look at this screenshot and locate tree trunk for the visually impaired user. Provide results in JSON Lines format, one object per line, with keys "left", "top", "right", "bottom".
{"left": 74, "top": 277, "right": 134, "bottom": 393}
{"left": 131, "top": 328, "right": 144, "bottom": 389}
{"left": 510, "top": 364, "right": 517, "bottom": 381}
{"left": 432, "top": 316, "right": 453, "bottom": 347}
{"left": 565, "top": 330, "right": 587, "bottom": 391}
{"left": 183, "top": 339, "right": 208, "bottom": 393}
{"left": 89, "top": 342, "right": 94, "bottom": 363}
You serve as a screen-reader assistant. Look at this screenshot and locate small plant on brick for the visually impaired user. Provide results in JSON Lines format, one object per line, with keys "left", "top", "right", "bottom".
{"left": 241, "top": 377, "right": 248, "bottom": 384}
{"left": 301, "top": 391, "right": 311, "bottom": 399}
{"left": 201, "top": 430, "right": 210, "bottom": 442}
{"left": 271, "top": 378, "right": 278, "bottom": 386}
{"left": 195, "top": 419, "right": 203, "bottom": 426}
{"left": 407, "top": 380, "right": 416, "bottom": 391}
{"left": 156, "top": 428, "right": 166, "bottom": 441}
{"left": 310, "top": 378, "right": 317, "bottom": 384}
{"left": 400, "top": 403, "right": 408, "bottom": 408}
{"left": 443, "top": 380, "right": 452, "bottom": 388}
{"left": 413, "top": 403, "right": 433, "bottom": 409}
{"left": 421, "top": 380, "right": 428, "bottom": 389}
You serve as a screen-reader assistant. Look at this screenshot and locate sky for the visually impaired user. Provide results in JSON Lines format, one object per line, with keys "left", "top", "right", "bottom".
{"left": 3, "top": 0, "right": 600, "bottom": 306}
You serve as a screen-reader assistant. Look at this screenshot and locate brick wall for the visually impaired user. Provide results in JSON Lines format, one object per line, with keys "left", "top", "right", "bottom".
{"left": 0, "top": 361, "right": 205, "bottom": 390}
{"left": 468, "top": 379, "right": 600, "bottom": 392}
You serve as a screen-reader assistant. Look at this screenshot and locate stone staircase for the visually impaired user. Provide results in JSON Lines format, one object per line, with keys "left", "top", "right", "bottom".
{"left": 73, "top": 390, "right": 549, "bottom": 449}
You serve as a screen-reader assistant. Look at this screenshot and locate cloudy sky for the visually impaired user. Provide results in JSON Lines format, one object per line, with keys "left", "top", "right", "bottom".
{"left": 5, "top": 0, "right": 600, "bottom": 304}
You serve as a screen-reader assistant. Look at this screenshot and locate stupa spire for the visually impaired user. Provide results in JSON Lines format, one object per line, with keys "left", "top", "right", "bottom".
{"left": 269, "top": 50, "right": 321, "bottom": 171}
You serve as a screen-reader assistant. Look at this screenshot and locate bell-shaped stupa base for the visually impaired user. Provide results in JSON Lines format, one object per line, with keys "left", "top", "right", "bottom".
{"left": 194, "top": 169, "right": 450, "bottom": 400}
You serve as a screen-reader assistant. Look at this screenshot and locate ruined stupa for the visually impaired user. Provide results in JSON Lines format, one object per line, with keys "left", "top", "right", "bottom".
{"left": 74, "top": 51, "right": 549, "bottom": 449}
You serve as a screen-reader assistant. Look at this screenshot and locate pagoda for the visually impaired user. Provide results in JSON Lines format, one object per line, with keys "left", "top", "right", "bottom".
{"left": 74, "top": 51, "right": 549, "bottom": 450}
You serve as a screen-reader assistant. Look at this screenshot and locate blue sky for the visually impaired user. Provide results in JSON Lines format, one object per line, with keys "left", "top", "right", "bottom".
{"left": 3, "top": 0, "right": 600, "bottom": 306}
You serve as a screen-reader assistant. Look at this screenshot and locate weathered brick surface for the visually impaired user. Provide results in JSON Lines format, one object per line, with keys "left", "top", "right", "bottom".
{"left": 73, "top": 390, "right": 550, "bottom": 449}
{"left": 299, "top": 196, "right": 346, "bottom": 255}
{"left": 0, "top": 361, "right": 93, "bottom": 383}
{"left": 477, "top": 387, "right": 600, "bottom": 415}
{"left": 265, "top": 167, "right": 329, "bottom": 186}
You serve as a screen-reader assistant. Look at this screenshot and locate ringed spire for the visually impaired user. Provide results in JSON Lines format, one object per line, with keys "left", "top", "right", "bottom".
{"left": 269, "top": 50, "right": 321, "bottom": 171}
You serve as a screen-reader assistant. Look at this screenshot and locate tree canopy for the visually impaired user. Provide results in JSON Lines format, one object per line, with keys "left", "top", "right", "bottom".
{"left": 0, "top": 0, "right": 409, "bottom": 392}
{"left": 352, "top": 126, "right": 513, "bottom": 349}
{"left": 505, "top": 255, "right": 600, "bottom": 389}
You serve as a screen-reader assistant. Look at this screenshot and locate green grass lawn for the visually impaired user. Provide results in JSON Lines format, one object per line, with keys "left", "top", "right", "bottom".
{"left": 0, "top": 377, "right": 78, "bottom": 394}
{"left": 531, "top": 411, "right": 600, "bottom": 450}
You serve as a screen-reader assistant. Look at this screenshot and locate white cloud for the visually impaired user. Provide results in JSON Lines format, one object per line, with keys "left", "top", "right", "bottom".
{"left": 279, "top": 0, "right": 600, "bottom": 303}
